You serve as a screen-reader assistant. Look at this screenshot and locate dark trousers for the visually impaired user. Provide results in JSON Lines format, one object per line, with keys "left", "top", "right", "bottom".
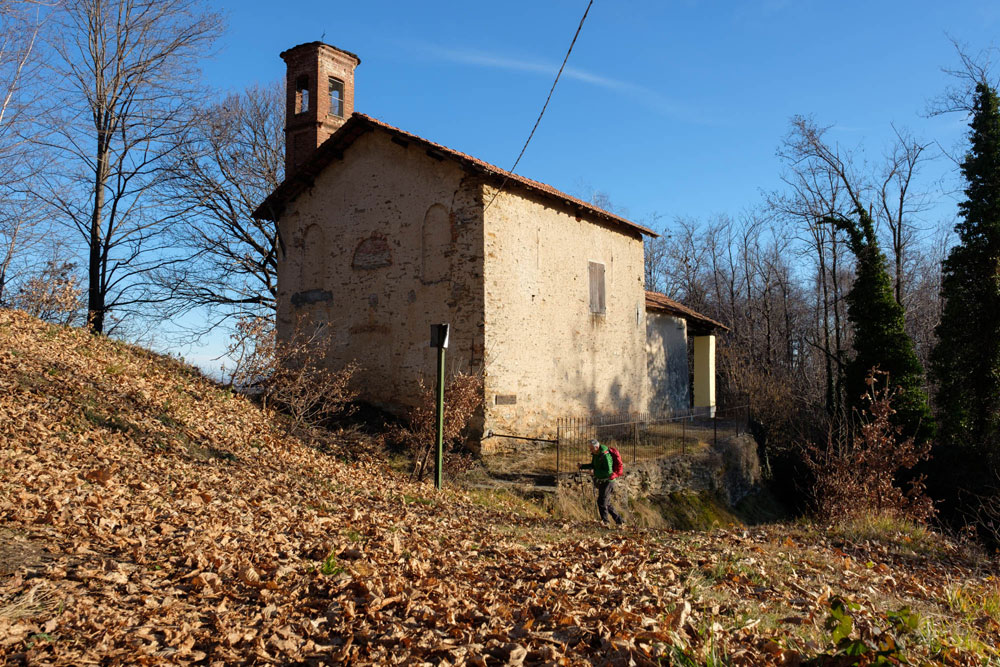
{"left": 596, "top": 479, "right": 624, "bottom": 525}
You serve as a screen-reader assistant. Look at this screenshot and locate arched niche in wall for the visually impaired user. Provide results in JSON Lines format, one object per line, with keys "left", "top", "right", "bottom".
{"left": 301, "top": 223, "right": 328, "bottom": 288}
{"left": 421, "top": 203, "right": 451, "bottom": 283}
{"left": 352, "top": 232, "right": 393, "bottom": 270}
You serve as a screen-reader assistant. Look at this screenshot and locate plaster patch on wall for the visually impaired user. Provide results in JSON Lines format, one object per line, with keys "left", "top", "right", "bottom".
{"left": 291, "top": 289, "right": 332, "bottom": 307}
{"left": 352, "top": 233, "right": 392, "bottom": 269}
{"left": 349, "top": 323, "right": 390, "bottom": 334}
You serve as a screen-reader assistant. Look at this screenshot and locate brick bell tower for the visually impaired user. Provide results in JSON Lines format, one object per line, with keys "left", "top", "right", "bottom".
{"left": 281, "top": 42, "right": 361, "bottom": 177}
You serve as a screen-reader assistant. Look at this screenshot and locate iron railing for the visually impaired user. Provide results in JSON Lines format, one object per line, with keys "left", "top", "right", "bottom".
{"left": 554, "top": 404, "right": 749, "bottom": 474}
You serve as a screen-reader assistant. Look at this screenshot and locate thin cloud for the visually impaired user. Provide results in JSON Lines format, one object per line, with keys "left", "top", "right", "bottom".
{"left": 414, "top": 42, "right": 724, "bottom": 126}
{"left": 425, "top": 45, "right": 632, "bottom": 91}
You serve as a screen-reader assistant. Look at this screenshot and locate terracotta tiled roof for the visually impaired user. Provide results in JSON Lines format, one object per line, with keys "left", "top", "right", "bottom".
{"left": 279, "top": 41, "right": 361, "bottom": 65}
{"left": 253, "top": 113, "right": 657, "bottom": 239}
{"left": 645, "top": 291, "right": 728, "bottom": 332}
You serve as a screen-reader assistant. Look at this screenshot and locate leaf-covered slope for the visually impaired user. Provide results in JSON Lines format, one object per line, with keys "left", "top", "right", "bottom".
{"left": 0, "top": 309, "right": 997, "bottom": 666}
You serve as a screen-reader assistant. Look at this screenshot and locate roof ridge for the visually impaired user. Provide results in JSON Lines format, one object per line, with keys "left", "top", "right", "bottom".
{"left": 255, "top": 112, "right": 657, "bottom": 239}
{"left": 350, "top": 113, "right": 655, "bottom": 236}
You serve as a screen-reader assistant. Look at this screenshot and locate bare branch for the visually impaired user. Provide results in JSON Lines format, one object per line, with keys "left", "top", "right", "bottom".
{"left": 38, "top": 0, "right": 224, "bottom": 333}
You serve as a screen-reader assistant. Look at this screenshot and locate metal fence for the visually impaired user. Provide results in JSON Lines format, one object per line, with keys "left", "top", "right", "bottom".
{"left": 554, "top": 404, "right": 749, "bottom": 474}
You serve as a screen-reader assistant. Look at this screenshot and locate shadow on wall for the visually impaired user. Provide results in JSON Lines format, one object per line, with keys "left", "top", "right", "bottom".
{"left": 646, "top": 313, "right": 689, "bottom": 414}
{"left": 551, "top": 322, "right": 639, "bottom": 416}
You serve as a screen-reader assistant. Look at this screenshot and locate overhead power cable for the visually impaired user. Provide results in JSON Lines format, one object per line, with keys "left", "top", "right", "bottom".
{"left": 482, "top": 0, "right": 595, "bottom": 213}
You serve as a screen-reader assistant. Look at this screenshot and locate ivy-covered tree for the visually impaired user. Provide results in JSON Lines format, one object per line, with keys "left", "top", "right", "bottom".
{"left": 828, "top": 208, "right": 934, "bottom": 444}
{"left": 932, "top": 82, "right": 1000, "bottom": 456}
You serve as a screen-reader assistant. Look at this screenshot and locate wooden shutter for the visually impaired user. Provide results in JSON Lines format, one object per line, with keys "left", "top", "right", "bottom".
{"left": 589, "top": 261, "right": 606, "bottom": 314}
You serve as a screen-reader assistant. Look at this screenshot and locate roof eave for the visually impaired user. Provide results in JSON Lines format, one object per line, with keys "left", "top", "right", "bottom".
{"left": 252, "top": 113, "right": 659, "bottom": 240}
{"left": 252, "top": 117, "right": 373, "bottom": 221}
{"left": 647, "top": 306, "right": 729, "bottom": 332}
{"left": 644, "top": 291, "right": 729, "bottom": 332}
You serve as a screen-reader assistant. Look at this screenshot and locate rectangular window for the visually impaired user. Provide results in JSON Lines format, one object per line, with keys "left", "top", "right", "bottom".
{"left": 329, "top": 77, "right": 344, "bottom": 117}
{"left": 296, "top": 75, "right": 310, "bottom": 113}
{"left": 589, "top": 261, "right": 606, "bottom": 315}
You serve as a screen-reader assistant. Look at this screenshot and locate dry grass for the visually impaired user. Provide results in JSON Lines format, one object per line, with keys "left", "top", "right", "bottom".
{"left": 946, "top": 581, "right": 1000, "bottom": 626}
{"left": 547, "top": 486, "right": 599, "bottom": 522}
{"left": 827, "top": 512, "right": 947, "bottom": 557}
{"left": 0, "top": 584, "right": 58, "bottom": 622}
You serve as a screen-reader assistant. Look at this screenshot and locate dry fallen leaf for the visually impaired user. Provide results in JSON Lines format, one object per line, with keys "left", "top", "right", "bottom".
{"left": 0, "top": 309, "right": 997, "bottom": 667}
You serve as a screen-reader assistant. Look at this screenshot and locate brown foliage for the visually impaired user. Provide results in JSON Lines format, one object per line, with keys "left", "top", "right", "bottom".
{"left": 392, "top": 372, "right": 483, "bottom": 481}
{"left": 2, "top": 309, "right": 1000, "bottom": 665}
{"left": 11, "top": 261, "right": 84, "bottom": 325}
{"left": 803, "top": 370, "right": 935, "bottom": 523}
{"left": 227, "top": 316, "right": 358, "bottom": 434}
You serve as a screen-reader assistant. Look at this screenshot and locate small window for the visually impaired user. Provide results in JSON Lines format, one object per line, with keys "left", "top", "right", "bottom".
{"left": 589, "top": 261, "right": 606, "bottom": 315}
{"left": 296, "top": 75, "right": 310, "bottom": 113}
{"left": 328, "top": 77, "right": 345, "bottom": 117}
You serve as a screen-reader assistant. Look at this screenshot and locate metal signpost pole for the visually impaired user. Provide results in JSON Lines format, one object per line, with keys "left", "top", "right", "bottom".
{"left": 430, "top": 324, "right": 450, "bottom": 491}
{"left": 435, "top": 344, "right": 445, "bottom": 490}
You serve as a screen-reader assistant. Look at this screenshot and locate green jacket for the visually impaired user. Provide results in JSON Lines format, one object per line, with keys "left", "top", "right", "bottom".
{"left": 581, "top": 445, "right": 613, "bottom": 480}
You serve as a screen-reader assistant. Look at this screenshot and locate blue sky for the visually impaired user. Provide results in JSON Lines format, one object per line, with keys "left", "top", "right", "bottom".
{"left": 181, "top": 0, "right": 1000, "bottom": 373}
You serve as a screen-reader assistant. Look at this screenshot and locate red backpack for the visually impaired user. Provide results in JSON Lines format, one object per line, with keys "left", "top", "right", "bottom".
{"left": 608, "top": 447, "right": 624, "bottom": 480}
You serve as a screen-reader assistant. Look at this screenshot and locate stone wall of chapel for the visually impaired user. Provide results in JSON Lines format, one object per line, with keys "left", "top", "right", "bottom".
{"left": 276, "top": 129, "right": 486, "bottom": 411}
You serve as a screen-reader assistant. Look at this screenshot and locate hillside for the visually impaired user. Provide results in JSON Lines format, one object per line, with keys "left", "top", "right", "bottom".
{"left": 1, "top": 309, "right": 998, "bottom": 666}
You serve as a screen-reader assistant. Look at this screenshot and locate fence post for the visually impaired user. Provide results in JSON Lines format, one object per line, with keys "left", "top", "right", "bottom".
{"left": 556, "top": 422, "right": 561, "bottom": 475}
{"left": 632, "top": 419, "right": 638, "bottom": 464}
{"left": 682, "top": 415, "right": 686, "bottom": 455}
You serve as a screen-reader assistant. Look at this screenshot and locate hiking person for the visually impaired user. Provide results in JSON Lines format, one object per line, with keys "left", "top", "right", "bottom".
{"left": 578, "top": 438, "right": 625, "bottom": 527}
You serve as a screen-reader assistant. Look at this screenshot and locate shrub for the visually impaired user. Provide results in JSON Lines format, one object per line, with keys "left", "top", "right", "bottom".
{"left": 10, "top": 261, "right": 84, "bottom": 325}
{"left": 962, "top": 473, "right": 1000, "bottom": 549}
{"left": 803, "top": 370, "right": 935, "bottom": 523}
{"left": 392, "top": 372, "right": 483, "bottom": 482}
{"left": 227, "top": 316, "right": 358, "bottom": 435}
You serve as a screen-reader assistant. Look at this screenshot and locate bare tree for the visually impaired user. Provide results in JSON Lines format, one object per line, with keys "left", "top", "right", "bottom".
{"left": 906, "top": 220, "right": 953, "bottom": 372}
{"left": 38, "top": 0, "right": 223, "bottom": 334}
{"left": 0, "top": 0, "right": 44, "bottom": 170}
{"left": 157, "top": 82, "right": 284, "bottom": 332}
{"left": 773, "top": 117, "right": 857, "bottom": 415}
{"left": 928, "top": 38, "right": 1000, "bottom": 116}
{"left": 641, "top": 212, "right": 670, "bottom": 293}
{"left": 661, "top": 216, "right": 711, "bottom": 307}
{"left": 877, "top": 125, "right": 934, "bottom": 305}
{"left": 0, "top": 0, "right": 49, "bottom": 305}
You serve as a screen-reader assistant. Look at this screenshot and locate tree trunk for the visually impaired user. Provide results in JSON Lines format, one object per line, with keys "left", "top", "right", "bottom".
{"left": 831, "top": 232, "right": 844, "bottom": 416}
{"left": 88, "top": 128, "right": 108, "bottom": 334}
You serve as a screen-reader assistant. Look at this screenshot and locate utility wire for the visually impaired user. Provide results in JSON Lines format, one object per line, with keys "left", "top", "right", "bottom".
{"left": 482, "top": 0, "right": 595, "bottom": 213}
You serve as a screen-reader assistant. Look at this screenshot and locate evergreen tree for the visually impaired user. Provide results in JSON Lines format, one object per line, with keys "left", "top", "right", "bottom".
{"left": 828, "top": 208, "right": 934, "bottom": 444}
{"left": 932, "top": 82, "right": 1000, "bottom": 456}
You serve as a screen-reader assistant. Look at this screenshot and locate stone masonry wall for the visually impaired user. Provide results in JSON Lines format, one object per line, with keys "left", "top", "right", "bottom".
{"left": 562, "top": 434, "right": 761, "bottom": 508}
{"left": 481, "top": 184, "right": 648, "bottom": 441}
{"left": 275, "top": 128, "right": 486, "bottom": 411}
